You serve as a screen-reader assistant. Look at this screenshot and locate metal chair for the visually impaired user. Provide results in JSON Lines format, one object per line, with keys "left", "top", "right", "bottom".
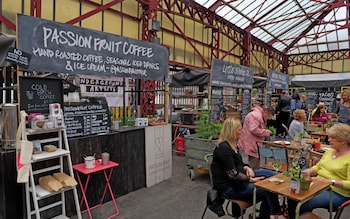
{"left": 334, "top": 200, "right": 350, "bottom": 219}
{"left": 202, "top": 154, "right": 253, "bottom": 219}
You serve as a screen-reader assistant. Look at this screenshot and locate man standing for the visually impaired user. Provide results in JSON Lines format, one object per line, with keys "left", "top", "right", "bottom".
{"left": 276, "top": 91, "right": 291, "bottom": 136}
{"left": 238, "top": 105, "right": 275, "bottom": 169}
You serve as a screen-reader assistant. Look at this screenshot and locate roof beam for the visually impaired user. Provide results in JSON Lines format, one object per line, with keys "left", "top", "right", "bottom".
{"left": 283, "top": 0, "right": 340, "bottom": 53}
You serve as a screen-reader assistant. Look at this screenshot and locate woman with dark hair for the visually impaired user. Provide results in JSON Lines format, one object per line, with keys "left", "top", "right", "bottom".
{"left": 311, "top": 102, "right": 331, "bottom": 125}
{"left": 212, "top": 117, "right": 285, "bottom": 219}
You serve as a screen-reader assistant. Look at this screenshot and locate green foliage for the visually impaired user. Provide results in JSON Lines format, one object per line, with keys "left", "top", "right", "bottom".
{"left": 196, "top": 110, "right": 222, "bottom": 140}
{"left": 283, "top": 160, "right": 304, "bottom": 181}
{"left": 267, "top": 126, "right": 276, "bottom": 136}
{"left": 298, "top": 132, "right": 305, "bottom": 139}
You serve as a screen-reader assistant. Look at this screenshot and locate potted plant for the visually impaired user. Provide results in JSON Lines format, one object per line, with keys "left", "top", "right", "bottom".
{"left": 184, "top": 109, "right": 223, "bottom": 179}
{"left": 266, "top": 126, "right": 276, "bottom": 141}
{"left": 283, "top": 159, "right": 312, "bottom": 194}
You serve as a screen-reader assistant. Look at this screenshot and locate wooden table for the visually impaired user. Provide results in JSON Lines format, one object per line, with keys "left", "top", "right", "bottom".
{"left": 260, "top": 141, "right": 305, "bottom": 169}
{"left": 253, "top": 173, "right": 332, "bottom": 219}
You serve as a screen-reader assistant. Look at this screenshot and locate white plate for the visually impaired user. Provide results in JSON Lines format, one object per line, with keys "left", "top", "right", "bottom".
{"left": 273, "top": 141, "right": 291, "bottom": 145}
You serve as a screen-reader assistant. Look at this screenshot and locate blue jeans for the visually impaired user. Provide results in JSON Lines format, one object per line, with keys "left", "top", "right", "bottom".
{"left": 222, "top": 169, "right": 281, "bottom": 219}
{"left": 288, "top": 189, "right": 349, "bottom": 219}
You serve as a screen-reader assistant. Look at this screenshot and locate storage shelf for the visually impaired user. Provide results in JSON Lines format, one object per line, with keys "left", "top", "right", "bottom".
{"left": 26, "top": 127, "right": 66, "bottom": 135}
{"left": 31, "top": 149, "right": 70, "bottom": 163}
{"left": 32, "top": 185, "right": 75, "bottom": 200}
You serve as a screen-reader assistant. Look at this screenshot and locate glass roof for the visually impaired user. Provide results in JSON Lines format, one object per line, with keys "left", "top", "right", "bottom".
{"left": 194, "top": 0, "right": 349, "bottom": 54}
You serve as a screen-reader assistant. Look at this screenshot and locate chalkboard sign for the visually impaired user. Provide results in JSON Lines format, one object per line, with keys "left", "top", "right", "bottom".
{"left": 210, "top": 87, "right": 223, "bottom": 122}
{"left": 5, "top": 47, "right": 31, "bottom": 68}
{"left": 17, "top": 14, "right": 169, "bottom": 81}
{"left": 242, "top": 89, "right": 251, "bottom": 121}
{"left": 211, "top": 59, "right": 253, "bottom": 89}
{"left": 268, "top": 70, "right": 289, "bottom": 90}
{"left": 19, "top": 76, "right": 63, "bottom": 115}
{"left": 318, "top": 91, "right": 336, "bottom": 113}
{"left": 64, "top": 103, "right": 110, "bottom": 138}
{"left": 305, "top": 90, "right": 319, "bottom": 110}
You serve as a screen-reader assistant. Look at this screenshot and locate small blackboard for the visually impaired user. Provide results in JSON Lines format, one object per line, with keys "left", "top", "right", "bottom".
{"left": 305, "top": 90, "right": 318, "bottom": 110}
{"left": 5, "top": 47, "right": 31, "bottom": 68}
{"left": 64, "top": 103, "right": 110, "bottom": 138}
{"left": 242, "top": 89, "right": 251, "bottom": 121}
{"left": 211, "top": 59, "right": 253, "bottom": 89}
{"left": 210, "top": 87, "right": 223, "bottom": 122}
{"left": 318, "top": 91, "right": 336, "bottom": 113}
{"left": 268, "top": 70, "right": 289, "bottom": 90}
{"left": 19, "top": 76, "right": 63, "bottom": 115}
{"left": 17, "top": 14, "right": 168, "bottom": 81}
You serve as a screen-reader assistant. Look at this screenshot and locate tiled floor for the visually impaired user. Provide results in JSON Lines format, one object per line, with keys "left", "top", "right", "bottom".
{"left": 74, "top": 152, "right": 339, "bottom": 219}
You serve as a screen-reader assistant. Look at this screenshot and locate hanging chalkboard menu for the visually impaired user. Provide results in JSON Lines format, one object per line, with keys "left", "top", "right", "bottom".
{"left": 211, "top": 59, "right": 253, "bottom": 89}
{"left": 63, "top": 103, "right": 110, "bottom": 138}
{"left": 17, "top": 14, "right": 168, "bottom": 81}
{"left": 268, "top": 70, "right": 289, "bottom": 90}
{"left": 210, "top": 87, "right": 223, "bottom": 122}
{"left": 305, "top": 90, "right": 318, "bottom": 110}
{"left": 318, "top": 91, "right": 336, "bottom": 113}
{"left": 242, "top": 89, "right": 251, "bottom": 121}
{"left": 19, "top": 76, "right": 63, "bottom": 115}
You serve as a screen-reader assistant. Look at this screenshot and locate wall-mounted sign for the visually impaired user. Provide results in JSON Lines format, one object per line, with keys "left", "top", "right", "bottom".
{"left": 19, "top": 76, "right": 63, "bottom": 115}
{"left": 17, "top": 14, "right": 169, "bottom": 81}
{"left": 210, "top": 59, "right": 253, "bottom": 89}
{"left": 268, "top": 70, "right": 289, "bottom": 90}
{"left": 5, "top": 47, "right": 31, "bottom": 68}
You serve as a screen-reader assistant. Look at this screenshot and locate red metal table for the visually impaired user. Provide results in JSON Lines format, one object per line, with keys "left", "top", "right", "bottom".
{"left": 73, "top": 160, "right": 119, "bottom": 219}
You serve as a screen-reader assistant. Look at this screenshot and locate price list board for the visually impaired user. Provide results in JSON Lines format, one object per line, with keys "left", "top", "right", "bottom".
{"left": 64, "top": 103, "right": 110, "bottom": 138}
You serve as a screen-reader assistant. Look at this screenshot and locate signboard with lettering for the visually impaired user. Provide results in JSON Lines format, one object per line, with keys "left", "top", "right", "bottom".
{"left": 318, "top": 91, "right": 336, "bottom": 113}
{"left": 305, "top": 90, "right": 319, "bottom": 110}
{"left": 242, "top": 89, "right": 251, "bottom": 121}
{"left": 210, "top": 59, "right": 253, "bottom": 89}
{"left": 210, "top": 87, "right": 223, "bottom": 122}
{"left": 268, "top": 70, "right": 289, "bottom": 90}
{"left": 17, "top": 14, "right": 169, "bottom": 81}
{"left": 64, "top": 103, "right": 110, "bottom": 138}
{"left": 5, "top": 47, "right": 31, "bottom": 68}
{"left": 19, "top": 76, "right": 63, "bottom": 115}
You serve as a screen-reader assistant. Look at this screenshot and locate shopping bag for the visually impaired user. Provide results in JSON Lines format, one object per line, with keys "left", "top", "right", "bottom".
{"left": 16, "top": 111, "right": 33, "bottom": 183}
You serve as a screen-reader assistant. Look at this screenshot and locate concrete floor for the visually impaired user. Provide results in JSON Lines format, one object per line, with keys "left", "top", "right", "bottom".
{"left": 74, "top": 152, "right": 338, "bottom": 219}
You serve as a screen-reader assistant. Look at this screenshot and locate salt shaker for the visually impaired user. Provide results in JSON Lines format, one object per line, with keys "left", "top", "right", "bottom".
{"left": 101, "top": 152, "right": 110, "bottom": 166}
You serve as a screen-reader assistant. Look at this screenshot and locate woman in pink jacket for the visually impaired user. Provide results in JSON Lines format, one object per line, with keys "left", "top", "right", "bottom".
{"left": 238, "top": 106, "right": 275, "bottom": 169}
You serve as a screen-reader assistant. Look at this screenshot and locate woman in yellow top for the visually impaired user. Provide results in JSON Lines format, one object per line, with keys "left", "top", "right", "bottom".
{"left": 288, "top": 123, "right": 350, "bottom": 218}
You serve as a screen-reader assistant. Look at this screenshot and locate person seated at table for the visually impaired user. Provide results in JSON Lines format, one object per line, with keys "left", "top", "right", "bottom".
{"left": 311, "top": 102, "right": 332, "bottom": 125}
{"left": 287, "top": 123, "right": 350, "bottom": 218}
{"left": 289, "top": 109, "right": 310, "bottom": 140}
{"left": 211, "top": 117, "right": 286, "bottom": 219}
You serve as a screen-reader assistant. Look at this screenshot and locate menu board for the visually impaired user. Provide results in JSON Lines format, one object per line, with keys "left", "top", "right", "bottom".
{"left": 17, "top": 14, "right": 168, "bottom": 81}
{"left": 305, "top": 90, "right": 318, "bottom": 110}
{"left": 242, "top": 89, "right": 251, "bottom": 121}
{"left": 211, "top": 59, "right": 253, "bottom": 89}
{"left": 210, "top": 87, "right": 223, "bottom": 122}
{"left": 268, "top": 70, "right": 289, "bottom": 90}
{"left": 19, "top": 76, "right": 63, "bottom": 115}
{"left": 64, "top": 103, "right": 110, "bottom": 138}
{"left": 318, "top": 91, "right": 336, "bottom": 113}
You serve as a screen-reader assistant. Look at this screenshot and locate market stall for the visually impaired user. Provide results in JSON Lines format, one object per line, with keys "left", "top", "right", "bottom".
{"left": 0, "top": 14, "right": 171, "bottom": 218}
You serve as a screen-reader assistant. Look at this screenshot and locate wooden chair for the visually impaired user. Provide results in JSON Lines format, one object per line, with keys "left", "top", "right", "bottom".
{"left": 202, "top": 154, "right": 253, "bottom": 219}
{"left": 259, "top": 143, "right": 288, "bottom": 172}
{"left": 308, "top": 149, "right": 323, "bottom": 167}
